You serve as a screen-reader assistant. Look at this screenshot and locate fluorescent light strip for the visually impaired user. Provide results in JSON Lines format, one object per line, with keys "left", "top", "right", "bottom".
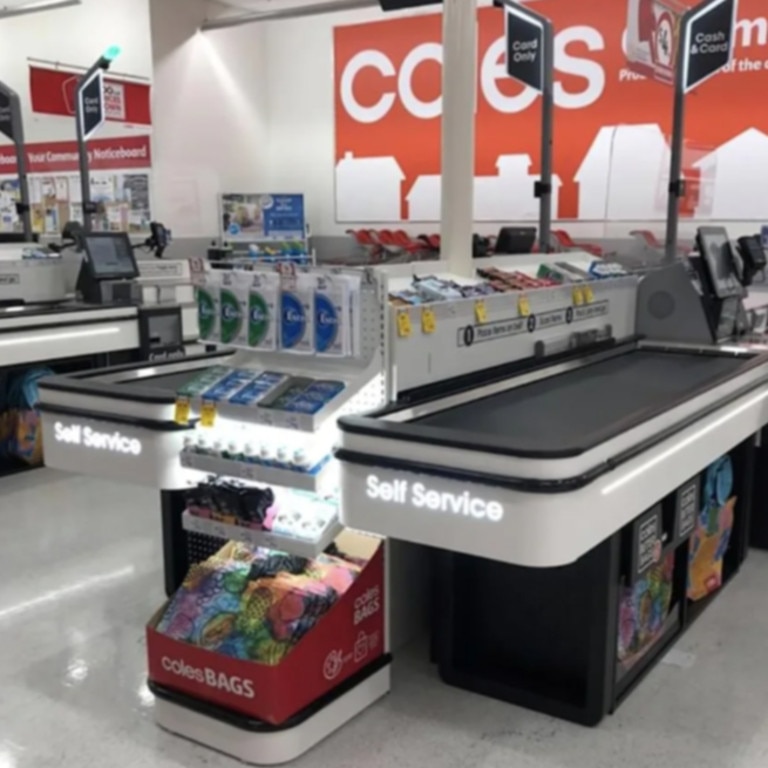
{"left": 0, "top": 326, "right": 119, "bottom": 348}
{"left": 601, "top": 387, "right": 768, "bottom": 495}
{"left": 0, "top": 0, "right": 80, "bottom": 18}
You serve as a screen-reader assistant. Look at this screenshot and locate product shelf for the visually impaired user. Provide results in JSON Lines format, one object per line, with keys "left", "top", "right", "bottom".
{"left": 192, "top": 368, "right": 379, "bottom": 434}
{"left": 181, "top": 510, "right": 343, "bottom": 558}
{"left": 180, "top": 450, "right": 336, "bottom": 493}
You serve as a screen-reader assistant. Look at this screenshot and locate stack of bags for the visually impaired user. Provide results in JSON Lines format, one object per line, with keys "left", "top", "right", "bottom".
{"left": 157, "top": 542, "right": 363, "bottom": 665}
{"left": 0, "top": 367, "right": 51, "bottom": 466}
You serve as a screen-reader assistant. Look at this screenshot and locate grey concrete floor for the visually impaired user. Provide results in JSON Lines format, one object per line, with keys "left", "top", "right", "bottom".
{"left": 2, "top": 468, "right": 768, "bottom": 767}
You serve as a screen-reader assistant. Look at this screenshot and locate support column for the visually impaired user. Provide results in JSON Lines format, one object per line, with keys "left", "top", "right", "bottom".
{"left": 440, "top": 0, "right": 478, "bottom": 277}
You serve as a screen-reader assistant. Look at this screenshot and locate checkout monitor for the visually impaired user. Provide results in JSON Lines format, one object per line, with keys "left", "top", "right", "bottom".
{"left": 695, "top": 226, "right": 743, "bottom": 299}
{"left": 84, "top": 233, "right": 139, "bottom": 281}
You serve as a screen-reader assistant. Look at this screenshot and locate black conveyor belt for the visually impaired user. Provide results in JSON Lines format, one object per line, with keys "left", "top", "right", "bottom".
{"left": 415, "top": 350, "right": 747, "bottom": 455}
{"left": 117, "top": 370, "right": 203, "bottom": 393}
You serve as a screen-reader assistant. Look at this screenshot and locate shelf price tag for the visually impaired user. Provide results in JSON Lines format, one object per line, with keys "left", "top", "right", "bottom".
{"left": 572, "top": 286, "right": 585, "bottom": 307}
{"left": 474, "top": 300, "right": 488, "bottom": 324}
{"left": 397, "top": 310, "right": 412, "bottom": 338}
{"left": 174, "top": 397, "right": 191, "bottom": 425}
{"left": 200, "top": 400, "right": 217, "bottom": 428}
{"left": 517, "top": 295, "right": 531, "bottom": 317}
{"left": 421, "top": 307, "right": 436, "bottom": 334}
{"left": 583, "top": 285, "right": 595, "bottom": 304}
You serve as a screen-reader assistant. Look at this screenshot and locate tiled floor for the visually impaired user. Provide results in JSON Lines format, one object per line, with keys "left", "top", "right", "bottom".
{"left": 3, "top": 468, "right": 768, "bottom": 767}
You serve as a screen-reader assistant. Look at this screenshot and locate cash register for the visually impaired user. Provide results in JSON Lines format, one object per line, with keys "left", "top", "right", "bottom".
{"left": 75, "top": 231, "right": 184, "bottom": 361}
{"left": 688, "top": 226, "right": 746, "bottom": 341}
{"left": 76, "top": 232, "right": 140, "bottom": 305}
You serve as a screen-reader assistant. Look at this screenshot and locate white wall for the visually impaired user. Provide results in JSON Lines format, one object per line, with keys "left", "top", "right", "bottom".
{"left": 154, "top": 1, "right": 763, "bottom": 242}
{"left": 0, "top": 0, "right": 152, "bottom": 143}
{"left": 150, "top": 0, "right": 269, "bottom": 237}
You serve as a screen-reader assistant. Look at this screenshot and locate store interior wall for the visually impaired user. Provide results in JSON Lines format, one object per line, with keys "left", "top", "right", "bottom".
{"left": 0, "top": 0, "right": 152, "bottom": 144}
{"left": 152, "top": 0, "right": 763, "bottom": 250}
{"left": 150, "top": 0, "right": 269, "bottom": 240}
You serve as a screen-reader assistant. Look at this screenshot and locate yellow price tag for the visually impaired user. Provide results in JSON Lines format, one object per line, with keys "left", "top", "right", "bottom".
{"left": 421, "top": 307, "right": 437, "bottom": 334}
{"left": 200, "top": 400, "right": 217, "bottom": 428}
{"left": 397, "top": 310, "right": 412, "bottom": 338}
{"left": 572, "top": 286, "right": 585, "bottom": 306}
{"left": 518, "top": 295, "right": 531, "bottom": 317}
{"left": 174, "top": 397, "right": 191, "bottom": 425}
{"left": 475, "top": 300, "right": 488, "bottom": 324}
{"left": 583, "top": 285, "right": 595, "bottom": 304}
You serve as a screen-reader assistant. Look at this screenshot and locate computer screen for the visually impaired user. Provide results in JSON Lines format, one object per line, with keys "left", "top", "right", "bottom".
{"left": 695, "top": 227, "right": 742, "bottom": 300}
{"left": 84, "top": 233, "right": 138, "bottom": 280}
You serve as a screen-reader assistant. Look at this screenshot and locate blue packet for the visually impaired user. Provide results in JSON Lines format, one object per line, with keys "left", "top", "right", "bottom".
{"left": 201, "top": 369, "right": 260, "bottom": 403}
{"left": 229, "top": 372, "right": 288, "bottom": 407}
{"left": 283, "top": 381, "right": 346, "bottom": 414}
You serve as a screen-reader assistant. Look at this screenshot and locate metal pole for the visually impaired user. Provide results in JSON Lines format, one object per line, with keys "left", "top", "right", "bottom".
{"left": 12, "top": 113, "right": 32, "bottom": 242}
{"left": 538, "top": 21, "right": 555, "bottom": 253}
{"left": 75, "top": 61, "right": 103, "bottom": 234}
{"left": 440, "top": 0, "right": 478, "bottom": 277}
{"left": 664, "top": 58, "right": 686, "bottom": 264}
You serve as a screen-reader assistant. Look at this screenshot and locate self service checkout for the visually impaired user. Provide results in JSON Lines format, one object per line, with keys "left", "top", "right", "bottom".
{"left": 366, "top": 474, "right": 504, "bottom": 522}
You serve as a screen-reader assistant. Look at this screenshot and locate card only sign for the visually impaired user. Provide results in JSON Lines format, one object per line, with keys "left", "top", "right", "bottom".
{"left": 503, "top": 2, "right": 545, "bottom": 91}
{"left": 80, "top": 70, "right": 105, "bottom": 140}
{"left": 682, "top": 0, "right": 737, "bottom": 93}
{"left": 0, "top": 90, "right": 14, "bottom": 143}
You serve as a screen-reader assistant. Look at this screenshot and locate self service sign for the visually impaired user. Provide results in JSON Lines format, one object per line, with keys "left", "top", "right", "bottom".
{"left": 682, "top": 0, "right": 737, "bottom": 92}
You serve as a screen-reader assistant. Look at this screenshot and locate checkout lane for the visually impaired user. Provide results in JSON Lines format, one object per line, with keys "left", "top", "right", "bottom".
{"left": 33, "top": 224, "right": 768, "bottom": 730}
{"left": 337, "top": 226, "right": 768, "bottom": 723}
{"left": 0, "top": 230, "right": 199, "bottom": 474}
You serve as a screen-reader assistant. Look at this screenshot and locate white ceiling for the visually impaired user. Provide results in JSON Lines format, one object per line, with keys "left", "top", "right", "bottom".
{"left": 215, "top": 0, "right": 345, "bottom": 10}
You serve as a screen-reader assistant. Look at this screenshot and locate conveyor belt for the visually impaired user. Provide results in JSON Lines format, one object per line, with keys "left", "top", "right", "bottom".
{"left": 415, "top": 350, "right": 747, "bottom": 455}
{"left": 117, "top": 370, "right": 203, "bottom": 392}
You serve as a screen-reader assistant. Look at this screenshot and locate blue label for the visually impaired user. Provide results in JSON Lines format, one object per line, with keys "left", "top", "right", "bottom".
{"left": 315, "top": 292, "right": 339, "bottom": 353}
{"left": 281, "top": 291, "right": 306, "bottom": 349}
{"left": 228, "top": 223, "right": 241, "bottom": 236}
{"left": 264, "top": 195, "right": 305, "bottom": 240}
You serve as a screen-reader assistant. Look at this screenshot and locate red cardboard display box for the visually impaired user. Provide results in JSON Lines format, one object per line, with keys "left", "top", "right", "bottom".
{"left": 147, "top": 532, "right": 385, "bottom": 726}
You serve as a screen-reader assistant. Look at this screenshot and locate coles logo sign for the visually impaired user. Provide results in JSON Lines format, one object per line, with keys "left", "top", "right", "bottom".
{"left": 161, "top": 656, "right": 255, "bottom": 699}
{"left": 334, "top": 0, "right": 768, "bottom": 223}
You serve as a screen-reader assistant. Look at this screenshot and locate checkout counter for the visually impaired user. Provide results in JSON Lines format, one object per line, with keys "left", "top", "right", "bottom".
{"left": 31, "top": 231, "right": 768, "bottom": 759}
{"left": 0, "top": 231, "right": 199, "bottom": 474}
{"left": 337, "top": 226, "right": 768, "bottom": 725}
{"left": 0, "top": 233, "right": 199, "bottom": 366}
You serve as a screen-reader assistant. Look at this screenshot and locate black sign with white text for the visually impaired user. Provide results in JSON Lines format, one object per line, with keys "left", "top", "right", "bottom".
{"left": 631, "top": 505, "right": 663, "bottom": 582}
{"left": 80, "top": 70, "right": 105, "bottom": 140}
{"left": 0, "top": 90, "right": 14, "bottom": 143}
{"left": 683, "top": 0, "right": 736, "bottom": 92}
{"left": 504, "top": 2, "right": 545, "bottom": 92}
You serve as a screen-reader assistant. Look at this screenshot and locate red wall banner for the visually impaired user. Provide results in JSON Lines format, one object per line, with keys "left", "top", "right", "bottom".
{"left": 29, "top": 66, "right": 152, "bottom": 126}
{"left": 0, "top": 135, "right": 152, "bottom": 174}
{"left": 333, "top": 0, "right": 768, "bottom": 223}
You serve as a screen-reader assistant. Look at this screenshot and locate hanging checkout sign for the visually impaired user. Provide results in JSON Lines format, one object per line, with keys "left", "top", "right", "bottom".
{"left": 502, "top": 1, "right": 546, "bottom": 92}
{"left": 681, "top": 0, "right": 737, "bottom": 93}
{"left": 79, "top": 69, "right": 106, "bottom": 140}
{"left": 0, "top": 88, "right": 16, "bottom": 143}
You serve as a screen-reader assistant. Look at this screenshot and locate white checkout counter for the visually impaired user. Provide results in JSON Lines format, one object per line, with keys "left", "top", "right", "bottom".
{"left": 32, "top": 239, "right": 768, "bottom": 743}
{"left": 0, "top": 238, "right": 200, "bottom": 370}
